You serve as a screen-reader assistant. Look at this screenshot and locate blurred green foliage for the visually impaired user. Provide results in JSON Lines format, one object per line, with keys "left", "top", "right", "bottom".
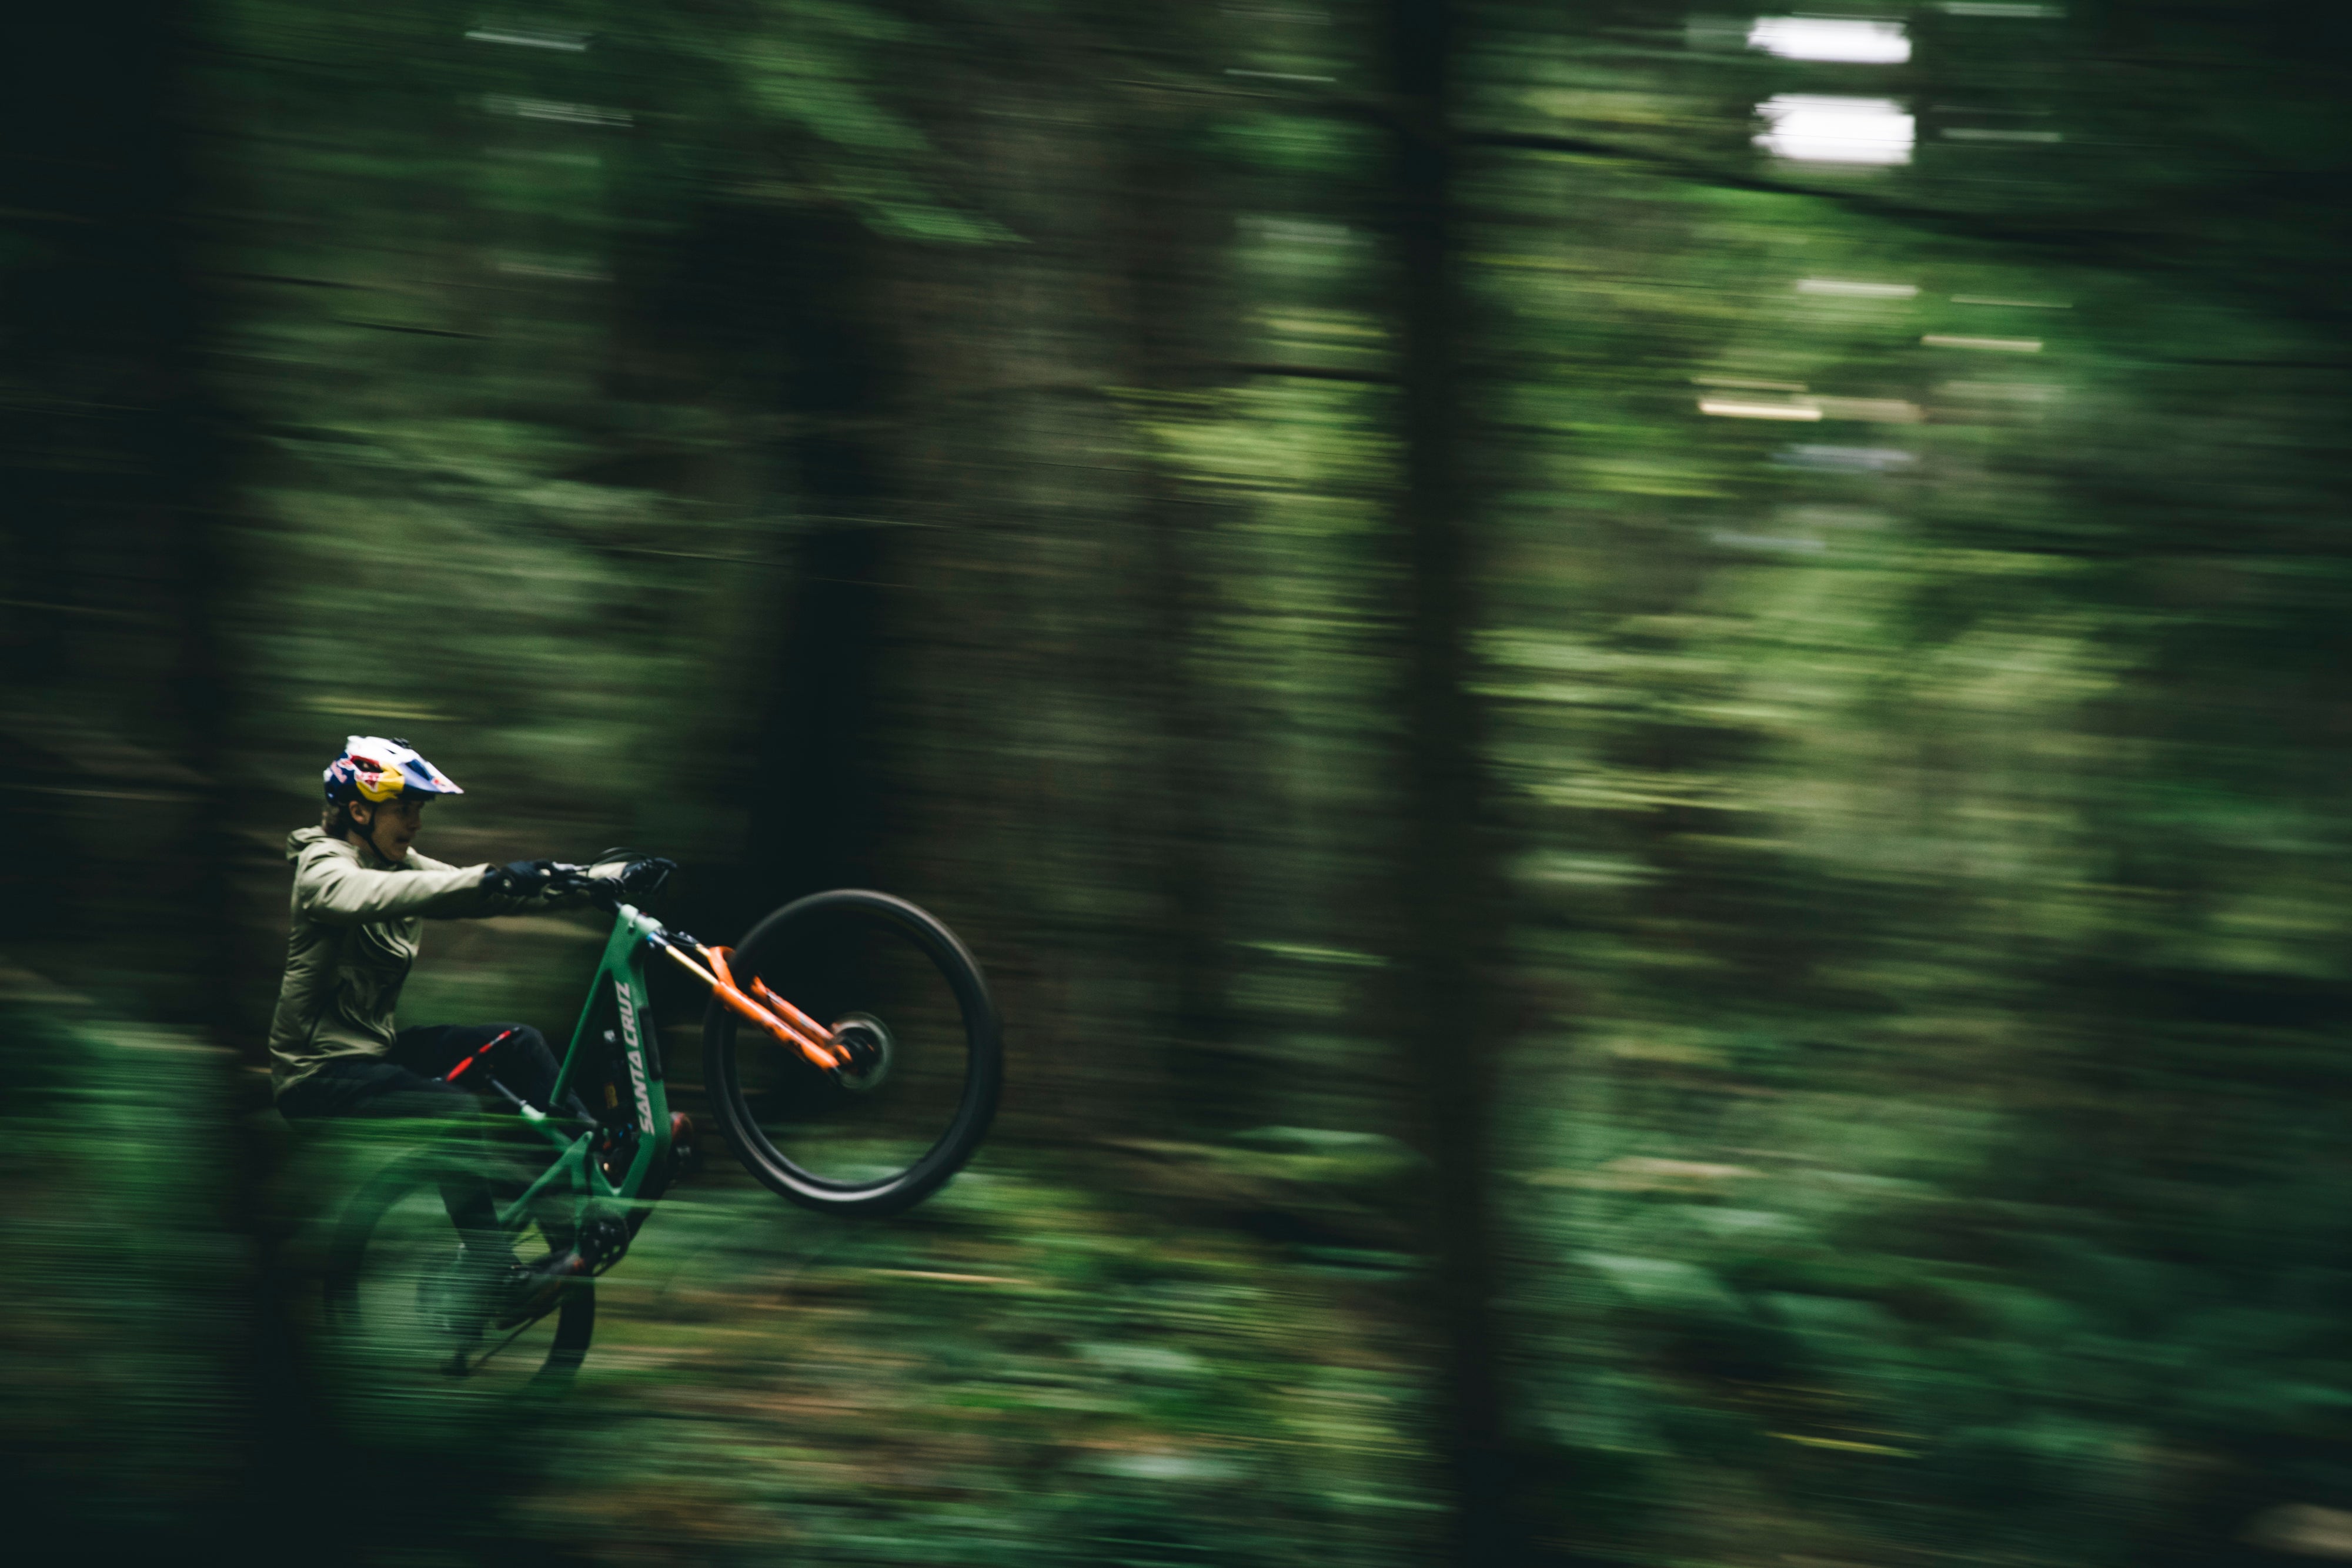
{"left": 6, "top": 0, "right": 2352, "bottom": 1564}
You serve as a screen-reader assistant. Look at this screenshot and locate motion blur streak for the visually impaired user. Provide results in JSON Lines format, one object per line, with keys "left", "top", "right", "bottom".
{"left": 1747, "top": 16, "right": 1912, "bottom": 65}
{"left": 1753, "top": 95, "right": 1918, "bottom": 165}
{"left": 3, "top": 1, "right": 2350, "bottom": 1566}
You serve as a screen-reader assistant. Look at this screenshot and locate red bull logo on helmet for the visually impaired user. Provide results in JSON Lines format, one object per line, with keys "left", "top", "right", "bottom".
{"left": 323, "top": 735, "right": 465, "bottom": 803}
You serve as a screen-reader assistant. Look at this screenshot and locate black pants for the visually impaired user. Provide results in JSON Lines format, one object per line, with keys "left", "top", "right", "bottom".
{"left": 278, "top": 1022, "right": 564, "bottom": 1121}
{"left": 280, "top": 1023, "right": 569, "bottom": 1262}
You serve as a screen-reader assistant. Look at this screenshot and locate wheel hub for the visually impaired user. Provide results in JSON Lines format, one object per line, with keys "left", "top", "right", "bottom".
{"left": 828, "top": 1012, "right": 894, "bottom": 1092}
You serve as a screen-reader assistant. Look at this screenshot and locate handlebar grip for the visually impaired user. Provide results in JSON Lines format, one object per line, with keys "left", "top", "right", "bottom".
{"left": 546, "top": 855, "right": 674, "bottom": 905}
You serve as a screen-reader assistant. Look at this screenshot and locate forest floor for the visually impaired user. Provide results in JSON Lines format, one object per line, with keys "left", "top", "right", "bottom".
{"left": 263, "top": 1128, "right": 1444, "bottom": 1567}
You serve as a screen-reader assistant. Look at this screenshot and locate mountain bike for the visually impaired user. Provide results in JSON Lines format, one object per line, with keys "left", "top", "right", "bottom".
{"left": 316, "top": 861, "right": 1001, "bottom": 1420}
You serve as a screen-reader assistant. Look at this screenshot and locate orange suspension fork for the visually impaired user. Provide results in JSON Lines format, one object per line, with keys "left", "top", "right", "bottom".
{"left": 653, "top": 937, "right": 843, "bottom": 1071}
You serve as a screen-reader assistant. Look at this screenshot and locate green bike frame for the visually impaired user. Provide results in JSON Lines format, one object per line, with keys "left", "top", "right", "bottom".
{"left": 489, "top": 901, "right": 673, "bottom": 1234}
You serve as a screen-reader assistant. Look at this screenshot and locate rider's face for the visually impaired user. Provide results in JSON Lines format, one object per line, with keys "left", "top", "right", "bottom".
{"left": 351, "top": 795, "right": 427, "bottom": 860}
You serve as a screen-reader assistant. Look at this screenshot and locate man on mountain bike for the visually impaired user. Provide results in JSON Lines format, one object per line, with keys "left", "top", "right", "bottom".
{"left": 269, "top": 735, "right": 663, "bottom": 1325}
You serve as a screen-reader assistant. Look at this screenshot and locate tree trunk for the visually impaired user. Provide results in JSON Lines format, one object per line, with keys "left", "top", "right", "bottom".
{"left": 646, "top": 202, "right": 903, "bottom": 916}
{"left": 0, "top": 1, "right": 246, "bottom": 1550}
{"left": 1382, "top": 0, "right": 1519, "bottom": 1561}
{"left": 0, "top": 3, "right": 230, "bottom": 980}
{"left": 1120, "top": 131, "right": 1243, "bottom": 1129}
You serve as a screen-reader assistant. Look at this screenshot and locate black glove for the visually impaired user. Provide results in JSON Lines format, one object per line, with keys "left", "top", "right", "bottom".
{"left": 616, "top": 856, "right": 677, "bottom": 897}
{"left": 483, "top": 858, "right": 555, "bottom": 896}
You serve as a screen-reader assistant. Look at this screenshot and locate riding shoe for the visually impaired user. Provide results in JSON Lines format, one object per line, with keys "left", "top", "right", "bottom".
{"left": 490, "top": 1247, "right": 589, "bottom": 1329}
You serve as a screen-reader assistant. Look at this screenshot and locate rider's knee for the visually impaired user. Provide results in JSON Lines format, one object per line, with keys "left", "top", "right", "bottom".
{"left": 497, "top": 1024, "right": 554, "bottom": 1066}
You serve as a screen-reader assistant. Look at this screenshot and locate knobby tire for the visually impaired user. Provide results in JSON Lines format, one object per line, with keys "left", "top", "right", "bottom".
{"left": 705, "top": 889, "right": 1001, "bottom": 1216}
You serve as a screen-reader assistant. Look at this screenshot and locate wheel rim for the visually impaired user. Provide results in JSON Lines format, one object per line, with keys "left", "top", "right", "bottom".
{"left": 721, "top": 896, "right": 993, "bottom": 1201}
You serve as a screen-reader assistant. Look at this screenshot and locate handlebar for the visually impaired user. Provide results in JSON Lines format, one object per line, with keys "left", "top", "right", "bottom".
{"left": 544, "top": 862, "right": 619, "bottom": 912}
{"left": 539, "top": 857, "right": 674, "bottom": 911}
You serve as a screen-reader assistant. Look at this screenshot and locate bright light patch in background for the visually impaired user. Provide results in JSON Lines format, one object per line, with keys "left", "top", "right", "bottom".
{"left": 465, "top": 27, "right": 588, "bottom": 51}
{"left": 1798, "top": 279, "right": 1919, "bottom": 298}
{"left": 1701, "top": 396, "right": 1823, "bottom": 421}
{"left": 1923, "top": 334, "right": 2043, "bottom": 352}
{"left": 1747, "top": 18, "right": 1910, "bottom": 63}
{"left": 1702, "top": 393, "right": 1922, "bottom": 422}
{"left": 1755, "top": 97, "right": 1915, "bottom": 165}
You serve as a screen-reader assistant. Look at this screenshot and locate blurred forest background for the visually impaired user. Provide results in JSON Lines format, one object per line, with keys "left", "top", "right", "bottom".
{"left": 5, "top": 0, "right": 2351, "bottom": 1564}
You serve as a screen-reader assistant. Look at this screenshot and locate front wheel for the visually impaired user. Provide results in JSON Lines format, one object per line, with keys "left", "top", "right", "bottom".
{"left": 704, "top": 890, "right": 1001, "bottom": 1216}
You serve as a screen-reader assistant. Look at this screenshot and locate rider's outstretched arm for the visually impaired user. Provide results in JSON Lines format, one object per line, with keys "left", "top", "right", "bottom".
{"left": 294, "top": 841, "right": 570, "bottom": 925}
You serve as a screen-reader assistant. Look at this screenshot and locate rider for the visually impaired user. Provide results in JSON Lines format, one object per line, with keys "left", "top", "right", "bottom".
{"left": 269, "top": 735, "right": 654, "bottom": 1323}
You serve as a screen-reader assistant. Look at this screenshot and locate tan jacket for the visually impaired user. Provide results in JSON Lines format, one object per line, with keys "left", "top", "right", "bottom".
{"left": 266, "top": 826, "right": 565, "bottom": 1094}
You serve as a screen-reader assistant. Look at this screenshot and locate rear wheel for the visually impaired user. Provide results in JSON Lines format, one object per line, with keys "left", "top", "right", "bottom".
{"left": 705, "top": 890, "right": 1000, "bottom": 1216}
{"left": 321, "top": 1149, "right": 592, "bottom": 1436}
